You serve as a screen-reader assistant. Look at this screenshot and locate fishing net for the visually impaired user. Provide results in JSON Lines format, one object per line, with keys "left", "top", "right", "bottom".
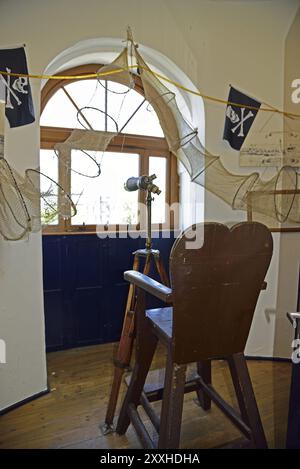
{"left": 1, "top": 37, "right": 300, "bottom": 241}
{"left": 98, "top": 47, "right": 135, "bottom": 90}
{"left": 54, "top": 128, "right": 117, "bottom": 179}
{"left": 55, "top": 128, "right": 117, "bottom": 153}
{"left": 0, "top": 154, "right": 32, "bottom": 240}
{"left": 134, "top": 45, "right": 300, "bottom": 228}
{"left": 0, "top": 154, "right": 77, "bottom": 240}
{"left": 0, "top": 97, "right": 77, "bottom": 240}
{"left": 25, "top": 168, "right": 76, "bottom": 225}
{"left": 0, "top": 99, "right": 121, "bottom": 240}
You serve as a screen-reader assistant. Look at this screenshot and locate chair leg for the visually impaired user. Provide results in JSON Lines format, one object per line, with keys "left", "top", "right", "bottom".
{"left": 196, "top": 360, "right": 212, "bottom": 410}
{"left": 228, "top": 353, "right": 268, "bottom": 449}
{"left": 158, "top": 350, "right": 187, "bottom": 449}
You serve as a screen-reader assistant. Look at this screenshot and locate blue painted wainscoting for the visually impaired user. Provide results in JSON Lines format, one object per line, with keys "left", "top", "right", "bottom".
{"left": 42, "top": 233, "right": 175, "bottom": 352}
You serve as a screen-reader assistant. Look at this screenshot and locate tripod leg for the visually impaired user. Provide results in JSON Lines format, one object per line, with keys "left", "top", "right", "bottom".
{"left": 125, "top": 253, "right": 140, "bottom": 313}
{"left": 103, "top": 250, "right": 168, "bottom": 432}
{"left": 102, "top": 254, "right": 140, "bottom": 431}
{"left": 143, "top": 253, "right": 152, "bottom": 275}
{"left": 103, "top": 309, "right": 135, "bottom": 430}
{"left": 154, "top": 255, "right": 169, "bottom": 286}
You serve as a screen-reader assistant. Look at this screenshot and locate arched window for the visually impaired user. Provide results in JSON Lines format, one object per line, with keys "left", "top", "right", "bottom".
{"left": 40, "top": 64, "right": 179, "bottom": 233}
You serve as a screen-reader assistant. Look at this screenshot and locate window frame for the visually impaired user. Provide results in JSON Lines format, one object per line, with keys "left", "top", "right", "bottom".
{"left": 40, "top": 64, "right": 179, "bottom": 234}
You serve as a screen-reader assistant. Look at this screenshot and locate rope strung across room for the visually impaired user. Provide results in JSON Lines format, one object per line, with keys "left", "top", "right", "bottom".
{"left": 0, "top": 33, "right": 299, "bottom": 242}
{"left": 0, "top": 65, "right": 299, "bottom": 119}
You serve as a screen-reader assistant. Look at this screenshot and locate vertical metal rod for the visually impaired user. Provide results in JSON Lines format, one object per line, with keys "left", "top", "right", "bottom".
{"left": 146, "top": 189, "right": 152, "bottom": 250}
{"left": 105, "top": 81, "right": 108, "bottom": 131}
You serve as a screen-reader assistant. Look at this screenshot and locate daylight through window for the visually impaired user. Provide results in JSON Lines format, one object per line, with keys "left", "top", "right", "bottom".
{"left": 40, "top": 64, "right": 179, "bottom": 233}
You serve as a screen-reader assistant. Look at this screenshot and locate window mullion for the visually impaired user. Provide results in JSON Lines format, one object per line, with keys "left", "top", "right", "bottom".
{"left": 138, "top": 149, "right": 149, "bottom": 232}
{"left": 105, "top": 81, "right": 108, "bottom": 132}
{"left": 57, "top": 145, "right": 71, "bottom": 232}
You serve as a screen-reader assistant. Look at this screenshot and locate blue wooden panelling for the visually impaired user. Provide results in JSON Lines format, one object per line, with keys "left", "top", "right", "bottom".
{"left": 43, "top": 291, "right": 64, "bottom": 349}
{"left": 42, "top": 233, "right": 175, "bottom": 351}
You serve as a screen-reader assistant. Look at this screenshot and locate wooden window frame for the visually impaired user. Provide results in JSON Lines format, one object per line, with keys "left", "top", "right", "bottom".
{"left": 40, "top": 65, "right": 179, "bottom": 235}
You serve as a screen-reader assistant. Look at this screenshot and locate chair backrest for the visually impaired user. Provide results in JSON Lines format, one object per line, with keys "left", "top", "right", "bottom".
{"left": 169, "top": 222, "right": 273, "bottom": 364}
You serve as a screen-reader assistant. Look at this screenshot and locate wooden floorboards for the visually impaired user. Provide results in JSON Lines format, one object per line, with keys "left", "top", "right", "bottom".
{"left": 0, "top": 343, "right": 292, "bottom": 449}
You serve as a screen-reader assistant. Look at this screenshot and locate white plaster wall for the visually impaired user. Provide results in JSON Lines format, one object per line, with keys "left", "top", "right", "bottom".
{"left": 274, "top": 6, "right": 300, "bottom": 359}
{"left": 164, "top": 0, "right": 299, "bottom": 358}
{"left": 0, "top": 82, "right": 48, "bottom": 411}
{"left": 0, "top": 0, "right": 299, "bottom": 409}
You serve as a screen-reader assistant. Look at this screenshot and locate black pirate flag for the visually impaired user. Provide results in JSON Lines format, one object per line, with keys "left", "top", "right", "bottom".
{"left": 0, "top": 47, "right": 35, "bottom": 128}
{"left": 223, "top": 86, "right": 261, "bottom": 150}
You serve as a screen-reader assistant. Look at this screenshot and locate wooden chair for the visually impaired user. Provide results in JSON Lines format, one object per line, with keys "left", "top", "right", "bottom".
{"left": 116, "top": 222, "right": 273, "bottom": 449}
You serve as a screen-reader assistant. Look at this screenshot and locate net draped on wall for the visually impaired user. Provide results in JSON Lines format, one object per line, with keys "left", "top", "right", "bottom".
{"left": 0, "top": 35, "right": 299, "bottom": 240}
{"left": 132, "top": 46, "right": 300, "bottom": 228}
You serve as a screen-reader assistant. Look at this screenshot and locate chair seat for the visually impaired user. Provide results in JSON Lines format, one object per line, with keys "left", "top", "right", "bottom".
{"left": 146, "top": 307, "right": 173, "bottom": 341}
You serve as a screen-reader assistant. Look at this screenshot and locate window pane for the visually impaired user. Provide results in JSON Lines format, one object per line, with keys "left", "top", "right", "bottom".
{"left": 71, "top": 151, "right": 139, "bottom": 225}
{"left": 40, "top": 149, "right": 59, "bottom": 225}
{"left": 41, "top": 78, "right": 164, "bottom": 136}
{"left": 107, "top": 85, "right": 164, "bottom": 137}
{"left": 64, "top": 80, "right": 108, "bottom": 131}
{"left": 40, "top": 89, "right": 79, "bottom": 128}
{"left": 148, "top": 157, "right": 167, "bottom": 224}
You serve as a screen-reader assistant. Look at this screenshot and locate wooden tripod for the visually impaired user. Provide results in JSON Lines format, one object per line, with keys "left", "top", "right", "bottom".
{"left": 102, "top": 247, "right": 169, "bottom": 433}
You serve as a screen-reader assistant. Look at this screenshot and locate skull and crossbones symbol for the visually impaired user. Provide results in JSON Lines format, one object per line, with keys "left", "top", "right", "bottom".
{"left": 0, "top": 67, "right": 29, "bottom": 110}
{"left": 226, "top": 105, "right": 254, "bottom": 137}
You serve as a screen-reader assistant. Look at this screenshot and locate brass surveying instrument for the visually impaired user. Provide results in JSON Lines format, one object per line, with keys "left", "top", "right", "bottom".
{"left": 102, "top": 174, "right": 169, "bottom": 433}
